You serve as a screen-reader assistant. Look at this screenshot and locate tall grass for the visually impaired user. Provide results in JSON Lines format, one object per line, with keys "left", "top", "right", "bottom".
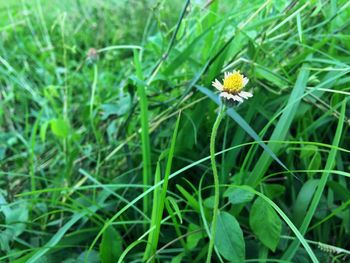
{"left": 1, "top": 0, "right": 350, "bottom": 262}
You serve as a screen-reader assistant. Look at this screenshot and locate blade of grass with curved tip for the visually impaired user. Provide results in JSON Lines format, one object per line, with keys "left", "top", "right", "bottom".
{"left": 143, "top": 163, "right": 162, "bottom": 262}
{"left": 282, "top": 99, "right": 346, "bottom": 261}
{"left": 144, "top": 114, "right": 181, "bottom": 262}
{"left": 118, "top": 240, "right": 146, "bottom": 263}
{"left": 134, "top": 50, "right": 152, "bottom": 218}
{"left": 246, "top": 60, "right": 310, "bottom": 187}
{"left": 195, "top": 85, "right": 292, "bottom": 176}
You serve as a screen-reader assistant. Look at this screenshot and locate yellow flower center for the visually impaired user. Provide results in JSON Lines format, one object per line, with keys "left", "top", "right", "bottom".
{"left": 223, "top": 72, "right": 244, "bottom": 93}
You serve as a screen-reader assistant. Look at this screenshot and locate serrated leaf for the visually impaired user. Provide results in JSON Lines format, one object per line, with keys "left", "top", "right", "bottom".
{"left": 215, "top": 212, "right": 245, "bottom": 262}
{"left": 250, "top": 197, "right": 282, "bottom": 251}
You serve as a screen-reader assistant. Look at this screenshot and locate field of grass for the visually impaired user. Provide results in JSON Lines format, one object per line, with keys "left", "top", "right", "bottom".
{"left": 1, "top": 0, "right": 350, "bottom": 262}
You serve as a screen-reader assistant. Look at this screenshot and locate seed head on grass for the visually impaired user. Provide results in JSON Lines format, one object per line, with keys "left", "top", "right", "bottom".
{"left": 87, "top": 48, "right": 98, "bottom": 64}
{"left": 212, "top": 70, "right": 253, "bottom": 104}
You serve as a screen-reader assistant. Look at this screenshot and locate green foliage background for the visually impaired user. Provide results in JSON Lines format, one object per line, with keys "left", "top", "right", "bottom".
{"left": 1, "top": 0, "right": 350, "bottom": 262}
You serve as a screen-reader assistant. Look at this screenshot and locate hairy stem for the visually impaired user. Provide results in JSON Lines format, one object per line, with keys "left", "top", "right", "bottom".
{"left": 206, "top": 105, "right": 225, "bottom": 263}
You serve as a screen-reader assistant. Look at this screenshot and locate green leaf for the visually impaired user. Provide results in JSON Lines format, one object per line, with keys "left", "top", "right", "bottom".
{"left": 0, "top": 196, "right": 28, "bottom": 253}
{"left": 214, "top": 212, "right": 245, "bottom": 263}
{"left": 308, "top": 152, "right": 321, "bottom": 177}
{"left": 101, "top": 94, "right": 131, "bottom": 120}
{"left": 79, "top": 250, "right": 100, "bottom": 263}
{"left": 6, "top": 203, "right": 28, "bottom": 237}
{"left": 262, "top": 184, "right": 286, "bottom": 199}
{"left": 250, "top": 197, "right": 282, "bottom": 251}
{"left": 292, "top": 179, "right": 319, "bottom": 227}
{"left": 99, "top": 226, "right": 122, "bottom": 263}
{"left": 224, "top": 186, "right": 255, "bottom": 205}
{"left": 204, "top": 196, "right": 215, "bottom": 209}
{"left": 50, "top": 118, "right": 70, "bottom": 138}
{"left": 300, "top": 145, "right": 318, "bottom": 159}
{"left": 187, "top": 223, "right": 203, "bottom": 250}
{"left": 300, "top": 145, "right": 321, "bottom": 177}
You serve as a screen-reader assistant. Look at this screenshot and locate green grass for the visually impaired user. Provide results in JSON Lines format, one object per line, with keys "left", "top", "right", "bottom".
{"left": 1, "top": 0, "right": 350, "bottom": 262}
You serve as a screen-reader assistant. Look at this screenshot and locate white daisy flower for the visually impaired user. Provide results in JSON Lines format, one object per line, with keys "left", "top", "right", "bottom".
{"left": 212, "top": 70, "right": 253, "bottom": 103}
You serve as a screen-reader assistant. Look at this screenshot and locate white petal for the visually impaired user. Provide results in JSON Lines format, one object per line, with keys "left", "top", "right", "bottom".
{"left": 233, "top": 95, "right": 243, "bottom": 102}
{"left": 219, "top": 92, "right": 230, "bottom": 99}
{"left": 227, "top": 94, "right": 235, "bottom": 100}
{"left": 238, "top": 91, "right": 253, "bottom": 99}
{"left": 220, "top": 92, "right": 244, "bottom": 103}
{"left": 212, "top": 79, "right": 223, "bottom": 91}
{"left": 227, "top": 71, "right": 235, "bottom": 78}
{"left": 238, "top": 93, "right": 249, "bottom": 100}
{"left": 243, "top": 77, "right": 249, "bottom": 86}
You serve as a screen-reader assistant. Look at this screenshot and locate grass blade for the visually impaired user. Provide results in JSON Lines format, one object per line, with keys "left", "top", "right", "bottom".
{"left": 134, "top": 50, "right": 152, "bottom": 217}
{"left": 282, "top": 100, "right": 346, "bottom": 260}
{"left": 246, "top": 60, "right": 310, "bottom": 186}
{"left": 144, "top": 114, "right": 181, "bottom": 261}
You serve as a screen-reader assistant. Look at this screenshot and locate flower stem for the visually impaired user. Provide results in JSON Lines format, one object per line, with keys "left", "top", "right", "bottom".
{"left": 206, "top": 105, "right": 225, "bottom": 263}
